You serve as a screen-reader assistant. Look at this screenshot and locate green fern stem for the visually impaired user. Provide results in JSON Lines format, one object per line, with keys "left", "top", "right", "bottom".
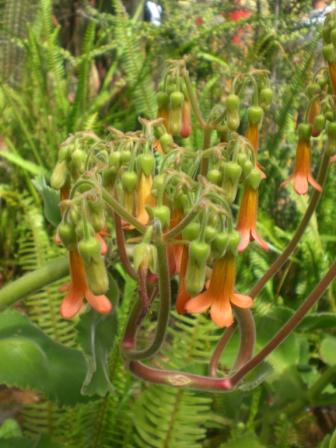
{"left": 0, "top": 256, "right": 68, "bottom": 309}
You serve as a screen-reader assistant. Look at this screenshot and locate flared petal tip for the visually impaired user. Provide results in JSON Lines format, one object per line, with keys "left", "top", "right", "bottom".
{"left": 86, "top": 291, "right": 112, "bottom": 314}
{"left": 185, "top": 292, "right": 212, "bottom": 314}
{"left": 60, "top": 292, "right": 83, "bottom": 319}
{"left": 231, "top": 293, "right": 253, "bottom": 309}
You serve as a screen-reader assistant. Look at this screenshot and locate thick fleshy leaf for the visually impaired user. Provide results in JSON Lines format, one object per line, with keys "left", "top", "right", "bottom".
{"left": 320, "top": 335, "right": 336, "bottom": 366}
{"left": 0, "top": 309, "right": 87, "bottom": 405}
{"left": 298, "top": 312, "right": 336, "bottom": 331}
{"left": 76, "top": 274, "right": 119, "bottom": 396}
{"left": 33, "top": 176, "right": 61, "bottom": 227}
{"left": 237, "top": 361, "right": 273, "bottom": 391}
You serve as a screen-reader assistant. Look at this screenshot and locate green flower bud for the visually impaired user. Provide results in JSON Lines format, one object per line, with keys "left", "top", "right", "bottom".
{"left": 120, "top": 150, "right": 132, "bottom": 164}
{"left": 227, "top": 110, "right": 240, "bottom": 131}
{"left": 70, "top": 149, "right": 86, "bottom": 174}
{"left": 84, "top": 256, "right": 109, "bottom": 295}
{"left": 50, "top": 160, "right": 68, "bottom": 190}
{"left": 297, "top": 123, "right": 312, "bottom": 140}
{"left": 237, "top": 153, "right": 248, "bottom": 167}
{"left": 138, "top": 153, "right": 155, "bottom": 176}
{"left": 159, "top": 133, "right": 174, "bottom": 153}
{"left": 58, "top": 223, "right": 76, "bottom": 249}
{"left": 153, "top": 205, "right": 171, "bottom": 228}
{"left": 182, "top": 222, "right": 201, "bottom": 241}
{"left": 170, "top": 91, "right": 184, "bottom": 109}
{"left": 223, "top": 161, "right": 242, "bottom": 181}
{"left": 189, "top": 241, "right": 210, "bottom": 263}
{"left": 157, "top": 91, "right": 169, "bottom": 109}
{"left": 243, "top": 160, "right": 253, "bottom": 177}
{"left": 204, "top": 225, "right": 217, "bottom": 243}
{"left": 260, "top": 88, "right": 273, "bottom": 106}
{"left": 212, "top": 232, "right": 229, "bottom": 257}
{"left": 225, "top": 94, "right": 240, "bottom": 112}
{"left": 247, "top": 106, "right": 263, "bottom": 126}
{"left": 327, "top": 122, "right": 336, "bottom": 140}
{"left": 121, "top": 171, "right": 138, "bottom": 193}
{"left": 323, "top": 44, "right": 335, "bottom": 63}
{"left": 185, "top": 241, "right": 210, "bottom": 296}
{"left": 133, "top": 242, "right": 157, "bottom": 273}
{"left": 169, "top": 107, "right": 182, "bottom": 136}
{"left": 109, "top": 151, "right": 121, "bottom": 168}
{"left": 313, "top": 114, "right": 326, "bottom": 133}
{"left": 228, "top": 231, "right": 240, "bottom": 254}
{"left": 59, "top": 146, "right": 70, "bottom": 162}
{"left": 78, "top": 237, "right": 101, "bottom": 264}
{"left": 246, "top": 168, "right": 262, "bottom": 190}
{"left": 207, "top": 168, "right": 222, "bottom": 185}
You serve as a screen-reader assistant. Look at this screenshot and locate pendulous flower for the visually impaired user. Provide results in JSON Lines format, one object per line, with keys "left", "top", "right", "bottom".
{"left": 284, "top": 135, "right": 322, "bottom": 195}
{"left": 236, "top": 183, "right": 268, "bottom": 252}
{"left": 185, "top": 253, "right": 252, "bottom": 327}
{"left": 60, "top": 249, "right": 111, "bottom": 319}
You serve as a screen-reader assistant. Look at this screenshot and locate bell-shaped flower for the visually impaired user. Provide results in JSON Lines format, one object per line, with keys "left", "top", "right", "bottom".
{"left": 185, "top": 253, "right": 252, "bottom": 327}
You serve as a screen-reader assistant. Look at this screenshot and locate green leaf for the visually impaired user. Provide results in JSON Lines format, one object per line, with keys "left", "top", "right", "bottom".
{"left": 298, "top": 313, "right": 336, "bottom": 331}
{"left": 0, "top": 419, "right": 22, "bottom": 440}
{"left": 320, "top": 335, "right": 336, "bottom": 366}
{"left": 237, "top": 362, "right": 273, "bottom": 391}
{"left": 0, "top": 150, "right": 46, "bottom": 176}
{"left": 220, "top": 431, "right": 266, "bottom": 448}
{"left": 32, "top": 176, "right": 61, "bottom": 227}
{"left": 76, "top": 275, "right": 119, "bottom": 396}
{"left": 0, "top": 309, "right": 88, "bottom": 405}
{"left": 255, "top": 311, "right": 300, "bottom": 374}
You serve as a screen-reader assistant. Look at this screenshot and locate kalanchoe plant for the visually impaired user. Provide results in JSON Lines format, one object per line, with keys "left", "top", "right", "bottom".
{"left": 1, "top": 18, "right": 336, "bottom": 398}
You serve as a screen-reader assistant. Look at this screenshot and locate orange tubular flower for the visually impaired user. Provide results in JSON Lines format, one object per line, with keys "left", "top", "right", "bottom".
{"left": 185, "top": 253, "right": 252, "bottom": 327}
{"left": 236, "top": 185, "right": 268, "bottom": 252}
{"left": 136, "top": 173, "right": 154, "bottom": 225}
{"left": 245, "top": 124, "right": 266, "bottom": 178}
{"left": 168, "top": 208, "right": 184, "bottom": 274}
{"left": 176, "top": 245, "right": 191, "bottom": 313}
{"left": 328, "top": 63, "right": 336, "bottom": 95}
{"left": 286, "top": 138, "right": 322, "bottom": 196}
{"left": 60, "top": 250, "right": 111, "bottom": 319}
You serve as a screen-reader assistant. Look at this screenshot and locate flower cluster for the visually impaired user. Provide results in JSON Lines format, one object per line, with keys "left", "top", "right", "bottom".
{"left": 50, "top": 61, "right": 276, "bottom": 330}
{"left": 51, "top": 45, "right": 336, "bottom": 330}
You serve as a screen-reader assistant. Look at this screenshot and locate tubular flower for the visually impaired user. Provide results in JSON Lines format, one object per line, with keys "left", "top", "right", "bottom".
{"left": 136, "top": 173, "right": 154, "bottom": 225}
{"left": 236, "top": 185, "right": 268, "bottom": 252}
{"left": 185, "top": 253, "right": 252, "bottom": 327}
{"left": 285, "top": 138, "right": 322, "bottom": 195}
{"left": 168, "top": 208, "right": 184, "bottom": 274}
{"left": 328, "top": 63, "right": 336, "bottom": 95}
{"left": 60, "top": 249, "right": 112, "bottom": 319}
{"left": 176, "top": 245, "right": 191, "bottom": 313}
{"left": 245, "top": 124, "right": 266, "bottom": 178}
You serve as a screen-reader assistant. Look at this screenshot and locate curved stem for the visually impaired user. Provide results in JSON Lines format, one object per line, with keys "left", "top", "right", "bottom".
{"left": 102, "top": 188, "right": 146, "bottom": 234}
{"left": 0, "top": 256, "right": 69, "bottom": 310}
{"left": 250, "top": 152, "right": 330, "bottom": 299}
{"left": 114, "top": 212, "right": 137, "bottom": 279}
{"left": 209, "top": 324, "right": 236, "bottom": 377}
{"left": 182, "top": 68, "right": 207, "bottom": 129}
{"left": 163, "top": 204, "right": 200, "bottom": 241}
{"left": 209, "top": 308, "right": 256, "bottom": 377}
{"left": 200, "top": 128, "right": 212, "bottom": 177}
{"left": 121, "top": 233, "right": 171, "bottom": 360}
{"left": 230, "top": 261, "right": 336, "bottom": 387}
{"left": 129, "top": 361, "right": 232, "bottom": 391}
{"left": 232, "top": 308, "right": 256, "bottom": 371}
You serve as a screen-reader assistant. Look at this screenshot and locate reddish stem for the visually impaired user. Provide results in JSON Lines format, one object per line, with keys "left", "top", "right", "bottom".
{"left": 230, "top": 261, "right": 336, "bottom": 386}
